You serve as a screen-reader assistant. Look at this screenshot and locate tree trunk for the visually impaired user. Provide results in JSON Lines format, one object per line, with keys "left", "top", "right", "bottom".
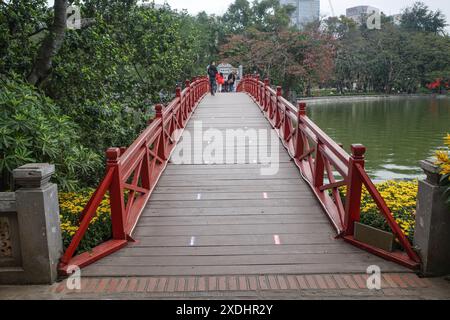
{"left": 27, "top": 0, "right": 68, "bottom": 86}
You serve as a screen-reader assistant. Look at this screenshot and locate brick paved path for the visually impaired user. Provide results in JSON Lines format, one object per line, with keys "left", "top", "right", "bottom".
{"left": 1, "top": 273, "right": 449, "bottom": 300}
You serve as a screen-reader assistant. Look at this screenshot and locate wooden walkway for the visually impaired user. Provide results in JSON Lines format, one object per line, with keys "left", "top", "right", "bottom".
{"left": 83, "top": 93, "right": 407, "bottom": 277}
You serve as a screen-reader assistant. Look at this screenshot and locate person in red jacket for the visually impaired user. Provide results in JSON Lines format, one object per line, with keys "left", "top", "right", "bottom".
{"left": 216, "top": 72, "right": 225, "bottom": 93}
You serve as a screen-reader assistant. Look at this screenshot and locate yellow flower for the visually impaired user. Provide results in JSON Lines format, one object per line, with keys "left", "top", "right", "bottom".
{"left": 436, "top": 150, "right": 449, "bottom": 164}
{"left": 441, "top": 164, "right": 450, "bottom": 176}
{"left": 444, "top": 133, "right": 450, "bottom": 148}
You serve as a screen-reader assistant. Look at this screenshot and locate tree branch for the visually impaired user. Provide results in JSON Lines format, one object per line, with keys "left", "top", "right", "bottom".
{"left": 27, "top": 0, "right": 68, "bottom": 86}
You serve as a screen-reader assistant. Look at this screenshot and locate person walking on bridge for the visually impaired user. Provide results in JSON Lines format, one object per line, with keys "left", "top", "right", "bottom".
{"left": 227, "top": 71, "right": 237, "bottom": 92}
{"left": 216, "top": 72, "right": 225, "bottom": 93}
{"left": 207, "top": 62, "right": 218, "bottom": 96}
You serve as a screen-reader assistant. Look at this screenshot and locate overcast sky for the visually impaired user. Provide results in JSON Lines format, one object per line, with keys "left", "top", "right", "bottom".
{"left": 150, "top": 0, "right": 449, "bottom": 19}
{"left": 47, "top": 0, "right": 449, "bottom": 30}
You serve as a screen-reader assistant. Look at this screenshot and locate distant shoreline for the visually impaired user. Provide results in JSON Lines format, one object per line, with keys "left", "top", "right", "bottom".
{"left": 297, "top": 94, "right": 449, "bottom": 104}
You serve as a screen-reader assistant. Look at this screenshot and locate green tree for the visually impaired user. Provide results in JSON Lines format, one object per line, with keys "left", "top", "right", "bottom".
{"left": 221, "top": 0, "right": 253, "bottom": 34}
{"left": 0, "top": 0, "right": 214, "bottom": 190}
{"left": 401, "top": 1, "right": 447, "bottom": 35}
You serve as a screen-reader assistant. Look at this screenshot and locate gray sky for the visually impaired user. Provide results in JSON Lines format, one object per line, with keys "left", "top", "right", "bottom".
{"left": 151, "top": 0, "right": 449, "bottom": 18}
{"left": 47, "top": 1, "right": 449, "bottom": 30}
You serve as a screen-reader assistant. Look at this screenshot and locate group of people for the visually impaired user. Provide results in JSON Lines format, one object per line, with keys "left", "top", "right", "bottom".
{"left": 207, "top": 62, "right": 238, "bottom": 96}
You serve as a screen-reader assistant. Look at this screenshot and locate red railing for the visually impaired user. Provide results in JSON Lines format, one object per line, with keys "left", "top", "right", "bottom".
{"left": 58, "top": 77, "right": 210, "bottom": 275}
{"left": 238, "top": 75, "right": 421, "bottom": 269}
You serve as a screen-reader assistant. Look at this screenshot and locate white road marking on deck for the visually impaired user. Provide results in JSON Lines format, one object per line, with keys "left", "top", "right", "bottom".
{"left": 274, "top": 235, "right": 281, "bottom": 245}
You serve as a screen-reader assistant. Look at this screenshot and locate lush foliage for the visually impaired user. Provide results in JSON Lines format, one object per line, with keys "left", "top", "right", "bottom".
{"left": 59, "top": 189, "right": 111, "bottom": 253}
{"left": 1, "top": 0, "right": 449, "bottom": 192}
{"left": 400, "top": 1, "right": 447, "bottom": 35}
{"left": 219, "top": 0, "right": 335, "bottom": 97}
{"left": 436, "top": 134, "right": 450, "bottom": 204}
{"left": 0, "top": 1, "right": 217, "bottom": 191}
{"left": 221, "top": 29, "right": 336, "bottom": 97}
{"left": 0, "top": 76, "right": 101, "bottom": 190}
{"left": 341, "top": 181, "right": 418, "bottom": 243}
{"left": 217, "top": 1, "right": 450, "bottom": 97}
{"left": 323, "top": 5, "right": 450, "bottom": 95}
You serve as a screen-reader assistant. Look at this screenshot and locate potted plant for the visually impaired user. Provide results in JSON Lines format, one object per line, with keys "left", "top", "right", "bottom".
{"left": 340, "top": 181, "right": 417, "bottom": 251}
{"left": 435, "top": 133, "right": 450, "bottom": 206}
{"left": 354, "top": 212, "right": 395, "bottom": 252}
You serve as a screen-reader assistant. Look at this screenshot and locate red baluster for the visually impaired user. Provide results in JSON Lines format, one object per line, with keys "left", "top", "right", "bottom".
{"left": 314, "top": 139, "right": 325, "bottom": 188}
{"left": 275, "top": 86, "right": 282, "bottom": 128}
{"left": 192, "top": 77, "right": 198, "bottom": 102}
{"left": 155, "top": 104, "right": 167, "bottom": 160}
{"left": 282, "top": 104, "right": 291, "bottom": 143}
{"left": 252, "top": 76, "right": 255, "bottom": 97}
{"left": 175, "top": 86, "right": 183, "bottom": 130}
{"left": 264, "top": 78, "right": 270, "bottom": 112}
{"left": 107, "top": 147, "right": 126, "bottom": 240}
{"left": 344, "top": 144, "right": 366, "bottom": 235}
{"left": 295, "top": 102, "right": 306, "bottom": 158}
{"left": 185, "top": 80, "right": 191, "bottom": 112}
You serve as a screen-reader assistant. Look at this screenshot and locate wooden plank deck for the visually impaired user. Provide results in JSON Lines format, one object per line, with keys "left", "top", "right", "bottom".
{"left": 83, "top": 93, "right": 408, "bottom": 277}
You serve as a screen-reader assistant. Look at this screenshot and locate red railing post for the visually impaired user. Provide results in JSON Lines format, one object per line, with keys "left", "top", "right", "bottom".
{"left": 247, "top": 76, "right": 250, "bottom": 94}
{"left": 282, "top": 104, "right": 291, "bottom": 143}
{"left": 175, "top": 85, "right": 183, "bottom": 129}
{"left": 185, "top": 80, "right": 192, "bottom": 112}
{"left": 295, "top": 102, "right": 306, "bottom": 158}
{"left": 107, "top": 147, "right": 127, "bottom": 240}
{"left": 255, "top": 75, "right": 260, "bottom": 102}
{"left": 140, "top": 141, "right": 151, "bottom": 191}
{"left": 313, "top": 139, "right": 325, "bottom": 188}
{"left": 344, "top": 144, "right": 366, "bottom": 235}
{"left": 275, "top": 86, "right": 282, "bottom": 128}
{"left": 196, "top": 77, "right": 200, "bottom": 101}
{"left": 263, "top": 78, "right": 269, "bottom": 112}
{"left": 155, "top": 104, "right": 167, "bottom": 161}
{"left": 192, "top": 77, "right": 198, "bottom": 102}
{"left": 258, "top": 77, "right": 262, "bottom": 103}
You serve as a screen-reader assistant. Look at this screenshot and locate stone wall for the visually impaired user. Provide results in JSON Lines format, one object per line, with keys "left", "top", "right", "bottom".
{"left": 414, "top": 160, "right": 450, "bottom": 277}
{"left": 0, "top": 164, "right": 63, "bottom": 285}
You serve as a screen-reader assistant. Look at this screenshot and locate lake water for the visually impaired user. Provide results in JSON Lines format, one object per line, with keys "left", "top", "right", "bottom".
{"left": 307, "top": 97, "right": 450, "bottom": 182}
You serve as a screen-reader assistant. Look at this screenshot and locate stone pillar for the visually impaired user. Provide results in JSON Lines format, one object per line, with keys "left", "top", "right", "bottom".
{"left": 13, "top": 163, "right": 63, "bottom": 284}
{"left": 414, "top": 159, "right": 450, "bottom": 277}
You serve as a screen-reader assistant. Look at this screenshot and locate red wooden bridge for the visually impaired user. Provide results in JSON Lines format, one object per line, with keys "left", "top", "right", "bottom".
{"left": 58, "top": 76, "right": 420, "bottom": 278}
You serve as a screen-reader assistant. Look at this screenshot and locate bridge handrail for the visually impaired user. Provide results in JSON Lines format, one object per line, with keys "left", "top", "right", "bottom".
{"left": 238, "top": 75, "right": 420, "bottom": 269}
{"left": 58, "top": 77, "right": 209, "bottom": 274}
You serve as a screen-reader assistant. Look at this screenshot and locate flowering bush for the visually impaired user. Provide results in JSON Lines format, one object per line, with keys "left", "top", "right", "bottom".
{"left": 59, "top": 190, "right": 112, "bottom": 254}
{"left": 435, "top": 133, "right": 450, "bottom": 205}
{"left": 426, "top": 78, "right": 450, "bottom": 93}
{"left": 340, "top": 181, "right": 418, "bottom": 243}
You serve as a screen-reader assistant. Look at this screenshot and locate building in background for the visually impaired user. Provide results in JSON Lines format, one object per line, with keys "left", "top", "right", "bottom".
{"left": 140, "top": 1, "right": 164, "bottom": 9}
{"left": 346, "top": 5, "right": 380, "bottom": 25}
{"left": 280, "top": 0, "right": 320, "bottom": 29}
{"left": 217, "top": 63, "right": 242, "bottom": 80}
{"left": 391, "top": 14, "right": 402, "bottom": 26}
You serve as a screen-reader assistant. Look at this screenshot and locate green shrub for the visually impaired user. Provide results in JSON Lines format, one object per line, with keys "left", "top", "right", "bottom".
{"left": 0, "top": 76, "right": 101, "bottom": 191}
{"left": 59, "top": 189, "right": 112, "bottom": 253}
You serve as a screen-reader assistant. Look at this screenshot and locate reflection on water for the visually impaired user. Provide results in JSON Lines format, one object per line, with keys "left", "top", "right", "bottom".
{"left": 307, "top": 97, "right": 450, "bottom": 182}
